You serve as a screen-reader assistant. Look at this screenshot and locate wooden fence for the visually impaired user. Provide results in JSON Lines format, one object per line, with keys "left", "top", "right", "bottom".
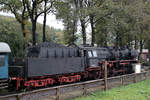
{"left": 1, "top": 70, "right": 150, "bottom": 100}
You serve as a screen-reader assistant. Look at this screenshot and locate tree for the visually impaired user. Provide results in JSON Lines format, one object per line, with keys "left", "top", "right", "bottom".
{"left": 78, "top": 0, "right": 87, "bottom": 45}
{"left": 55, "top": 0, "right": 78, "bottom": 45}
{"left": 42, "top": 0, "right": 54, "bottom": 42}
{"left": 0, "top": 0, "right": 30, "bottom": 44}
{"left": 84, "top": 0, "right": 103, "bottom": 46}
{"left": 120, "top": 0, "right": 150, "bottom": 60}
{"left": 0, "top": 16, "right": 26, "bottom": 58}
{"left": 25, "top": 0, "right": 55, "bottom": 45}
{"left": 0, "top": 15, "right": 64, "bottom": 57}
{"left": 42, "top": 0, "right": 48, "bottom": 42}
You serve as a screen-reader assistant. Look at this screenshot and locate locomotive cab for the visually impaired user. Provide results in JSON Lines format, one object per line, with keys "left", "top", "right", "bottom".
{"left": 0, "top": 42, "right": 11, "bottom": 89}
{"left": 86, "top": 49, "right": 99, "bottom": 67}
{"left": 81, "top": 47, "right": 99, "bottom": 67}
{"left": 81, "top": 47, "right": 110, "bottom": 68}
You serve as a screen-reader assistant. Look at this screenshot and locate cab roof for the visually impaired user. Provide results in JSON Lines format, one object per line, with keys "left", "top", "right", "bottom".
{"left": 0, "top": 42, "right": 11, "bottom": 53}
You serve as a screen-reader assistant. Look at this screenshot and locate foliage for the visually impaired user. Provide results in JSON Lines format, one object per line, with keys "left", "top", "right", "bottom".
{"left": 1, "top": 0, "right": 150, "bottom": 57}
{"left": 55, "top": 0, "right": 78, "bottom": 45}
{"left": 0, "top": 15, "right": 64, "bottom": 58}
{"left": 54, "top": 0, "right": 150, "bottom": 48}
{"left": 0, "top": 0, "right": 30, "bottom": 42}
{"left": 93, "top": 0, "right": 150, "bottom": 48}
{"left": 0, "top": 0, "right": 56, "bottom": 45}
{"left": 0, "top": 15, "right": 25, "bottom": 58}
{"left": 25, "top": 0, "right": 55, "bottom": 45}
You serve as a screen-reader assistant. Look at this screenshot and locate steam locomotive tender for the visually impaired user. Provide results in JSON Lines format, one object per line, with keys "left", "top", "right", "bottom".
{"left": 1, "top": 42, "right": 138, "bottom": 90}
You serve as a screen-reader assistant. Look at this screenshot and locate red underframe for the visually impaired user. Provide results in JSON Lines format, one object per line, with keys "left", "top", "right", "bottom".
{"left": 11, "top": 60, "right": 137, "bottom": 90}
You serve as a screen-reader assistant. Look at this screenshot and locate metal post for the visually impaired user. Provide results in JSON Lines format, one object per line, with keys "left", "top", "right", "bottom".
{"left": 104, "top": 61, "right": 107, "bottom": 91}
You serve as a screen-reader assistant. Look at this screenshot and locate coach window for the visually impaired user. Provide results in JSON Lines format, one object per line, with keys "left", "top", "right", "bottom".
{"left": 93, "top": 50, "right": 98, "bottom": 57}
{"left": 0, "top": 55, "right": 5, "bottom": 67}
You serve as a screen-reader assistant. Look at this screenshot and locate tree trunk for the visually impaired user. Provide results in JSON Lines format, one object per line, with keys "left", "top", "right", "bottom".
{"left": 42, "top": 0, "right": 47, "bottom": 42}
{"left": 79, "top": 0, "right": 86, "bottom": 45}
{"left": 21, "top": 22, "right": 26, "bottom": 38}
{"left": 21, "top": 22, "right": 27, "bottom": 50}
{"left": 148, "top": 40, "right": 150, "bottom": 60}
{"left": 80, "top": 18, "right": 86, "bottom": 45}
{"left": 116, "top": 32, "right": 119, "bottom": 47}
{"left": 139, "top": 40, "right": 143, "bottom": 61}
{"left": 119, "top": 35, "right": 122, "bottom": 47}
{"left": 32, "top": 20, "right": 37, "bottom": 45}
{"left": 134, "top": 36, "right": 137, "bottom": 49}
{"left": 90, "top": 15, "right": 95, "bottom": 46}
{"left": 72, "top": 19, "right": 76, "bottom": 44}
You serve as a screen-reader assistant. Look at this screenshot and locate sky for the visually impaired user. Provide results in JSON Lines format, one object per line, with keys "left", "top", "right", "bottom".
{"left": 0, "top": 11, "right": 64, "bottom": 30}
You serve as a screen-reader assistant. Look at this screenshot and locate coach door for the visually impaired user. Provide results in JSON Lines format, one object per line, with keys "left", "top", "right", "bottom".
{"left": 0, "top": 54, "right": 8, "bottom": 79}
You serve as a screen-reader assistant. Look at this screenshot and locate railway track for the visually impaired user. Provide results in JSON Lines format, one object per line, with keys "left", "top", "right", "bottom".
{"left": 0, "top": 71, "right": 150, "bottom": 100}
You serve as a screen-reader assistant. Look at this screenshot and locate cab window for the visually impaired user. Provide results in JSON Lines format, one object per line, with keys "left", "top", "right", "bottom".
{"left": 0, "top": 55, "right": 5, "bottom": 67}
{"left": 88, "top": 51, "right": 92, "bottom": 57}
{"left": 93, "top": 50, "right": 98, "bottom": 57}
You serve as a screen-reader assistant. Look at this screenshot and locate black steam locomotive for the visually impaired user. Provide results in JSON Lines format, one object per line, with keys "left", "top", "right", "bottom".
{"left": 9, "top": 42, "right": 138, "bottom": 90}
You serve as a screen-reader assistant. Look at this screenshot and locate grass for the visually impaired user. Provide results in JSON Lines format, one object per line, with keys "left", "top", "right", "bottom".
{"left": 72, "top": 79, "right": 150, "bottom": 100}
